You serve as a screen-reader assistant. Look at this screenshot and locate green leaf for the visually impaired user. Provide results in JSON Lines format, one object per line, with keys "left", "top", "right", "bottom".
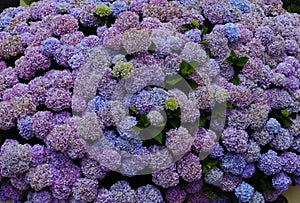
{"left": 230, "top": 74, "right": 240, "bottom": 85}
{"left": 202, "top": 165, "right": 209, "bottom": 174}
{"left": 168, "top": 119, "right": 180, "bottom": 128}
{"left": 166, "top": 74, "right": 183, "bottom": 85}
{"left": 226, "top": 102, "right": 233, "bottom": 108}
{"left": 153, "top": 133, "right": 163, "bottom": 144}
{"left": 180, "top": 60, "right": 196, "bottom": 77}
{"left": 281, "top": 109, "right": 289, "bottom": 117}
{"left": 200, "top": 40, "right": 210, "bottom": 45}
{"left": 136, "top": 114, "right": 150, "bottom": 128}
{"left": 201, "top": 25, "right": 208, "bottom": 35}
{"left": 199, "top": 116, "right": 207, "bottom": 127}
{"left": 99, "top": 18, "right": 107, "bottom": 26}
{"left": 282, "top": 117, "right": 293, "bottom": 127}
{"left": 260, "top": 175, "right": 275, "bottom": 194}
{"left": 23, "top": 0, "right": 38, "bottom": 5}
{"left": 129, "top": 106, "right": 137, "bottom": 115}
{"left": 186, "top": 79, "right": 199, "bottom": 89}
{"left": 182, "top": 24, "right": 192, "bottom": 30}
{"left": 236, "top": 57, "right": 249, "bottom": 67}
{"left": 148, "top": 42, "right": 157, "bottom": 52}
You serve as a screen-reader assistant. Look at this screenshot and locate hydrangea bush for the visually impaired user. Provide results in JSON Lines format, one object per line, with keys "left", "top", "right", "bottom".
{"left": 0, "top": 0, "right": 299, "bottom": 202}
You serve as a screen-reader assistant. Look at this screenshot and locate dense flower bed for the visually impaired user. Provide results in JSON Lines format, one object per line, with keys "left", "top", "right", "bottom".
{"left": 0, "top": 0, "right": 299, "bottom": 202}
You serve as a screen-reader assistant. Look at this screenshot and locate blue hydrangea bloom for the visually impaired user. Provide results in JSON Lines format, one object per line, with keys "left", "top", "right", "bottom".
{"left": 110, "top": 1, "right": 127, "bottom": 17}
{"left": 235, "top": 182, "right": 254, "bottom": 202}
{"left": 17, "top": 115, "right": 34, "bottom": 140}
{"left": 224, "top": 23, "right": 240, "bottom": 42}
{"left": 0, "top": 17, "right": 12, "bottom": 31}
{"left": 220, "top": 153, "right": 247, "bottom": 175}
{"left": 258, "top": 150, "right": 282, "bottom": 175}
{"left": 87, "top": 96, "right": 105, "bottom": 113}
{"left": 103, "top": 129, "right": 143, "bottom": 154}
{"left": 230, "top": 0, "right": 251, "bottom": 13}
{"left": 41, "top": 37, "right": 61, "bottom": 57}
{"left": 185, "top": 28, "right": 202, "bottom": 43}
{"left": 266, "top": 118, "right": 281, "bottom": 134}
{"left": 249, "top": 191, "right": 265, "bottom": 203}
{"left": 210, "top": 143, "right": 224, "bottom": 158}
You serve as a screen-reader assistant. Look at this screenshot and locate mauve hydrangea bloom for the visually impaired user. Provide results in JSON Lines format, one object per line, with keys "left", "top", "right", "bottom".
{"left": 0, "top": 101, "right": 15, "bottom": 130}
{"left": 165, "top": 186, "right": 186, "bottom": 203}
{"left": 45, "top": 88, "right": 72, "bottom": 112}
{"left": 227, "top": 109, "right": 250, "bottom": 130}
{"left": 165, "top": 127, "right": 193, "bottom": 157}
{"left": 72, "top": 178, "right": 98, "bottom": 202}
{"left": 204, "top": 167, "right": 224, "bottom": 186}
{"left": 235, "top": 182, "right": 254, "bottom": 202}
{"left": 245, "top": 140, "right": 261, "bottom": 163}
{"left": 80, "top": 157, "right": 107, "bottom": 180}
{"left": 110, "top": 181, "right": 137, "bottom": 202}
{"left": 32, "top": 111, "right": 54, "bottom": 140}
{"left": 45, "top": 124, "right": 74, "bottom": 152}
{"left": 152, "top": 164, "right": 180, "bottom": 188}
{"left": 222, "top": 127, "right": 248, "bottom": 153}
{"left": 258, "top": 150, "right": 282, "bottom": 175}
{"left": 177, "top": 153, "right": 202, "bottom": 182}
{"left": 97, "top": 149, "right": 122, "bottom": 171}
{"left": 136, "top": 184, "right": 163, "bottom": 203}
{"left": 0, "top": 140, "right": 31, "bottom": 177}
{"left": 219, "top": 173, "right": 242, "bottom": 192}
{"left": 149, "top": 146, "right": 173, "bottom": 171}
{"left": 50, "top": 14, "right": 78, "bottom": 36}
{"left": 193, "top": 128, "right": 217, "bottom": 153}
{"left": 220, "top": 153, "right": 247, "bottom": 176}
{"left": 27, "top": 164, "right": 52, "bottom": 191}
{"left": 272, "top": 172, "right": 292, "bottom": 191}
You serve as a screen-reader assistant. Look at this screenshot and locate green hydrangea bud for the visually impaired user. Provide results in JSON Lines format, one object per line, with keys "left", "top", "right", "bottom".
{"left": 94, "top": 4, "right": 111, "bottom": 17}
{"left": 165, "top": 98, "right": 178, "bottom": 111}
{"left": 113, "top": 61, "right": 134, "bottom": 78}
{"left": 191, "top": 19, "right": 200, "bottom": 28}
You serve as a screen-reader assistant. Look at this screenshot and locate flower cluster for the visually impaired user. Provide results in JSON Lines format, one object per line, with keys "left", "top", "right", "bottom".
{"left": 0, "top": 0, "right": 299, "bottom": 202}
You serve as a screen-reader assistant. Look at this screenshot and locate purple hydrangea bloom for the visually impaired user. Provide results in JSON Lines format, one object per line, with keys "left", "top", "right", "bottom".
{"left": 249, "top": 191, "right": 265, "bottom": 203}
{"left": 272, "top": 172, "right": 292, "bottom": 191}
{"left": 219, "top": 173, "right": 242, "bottom": 192}
{"left": 258, "top": 150, "right": 282, "bottom": 175}
{"left": 184, "top": 28, "right": 202, "bottom": 43}
{"left": 242, "top": 164, "right": 255, "bottom": 179}
{"left": 32, "top": 111, "right": 54, "bottom": 140}
{"left": 152, "top": 164, "right": 180, "bottom": 188}
{"left": 10, "top": 173, "right": 29, "bottom": 191}
{"left": 245, "top": 140, "right": 261, "bottom": 163}
{"left": 80, "top": 158, "right": 108, "bottom": 180}
{"left": 30, "top": 144, "right": 49, "bottom": 167}
{"left": 235, "top": 182, "right": 254, "bottom": 202}
{"left": 27, "top": 164, "right": 52, "bottom": 191}
{"left": 280, "top": 152, "right": 299, "bottom": 173}
{"left": 184, "top": 179, "right": 203, "bottom": 194}
{"left": 165, "top": 186, "right": 187, "bottom": 203}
